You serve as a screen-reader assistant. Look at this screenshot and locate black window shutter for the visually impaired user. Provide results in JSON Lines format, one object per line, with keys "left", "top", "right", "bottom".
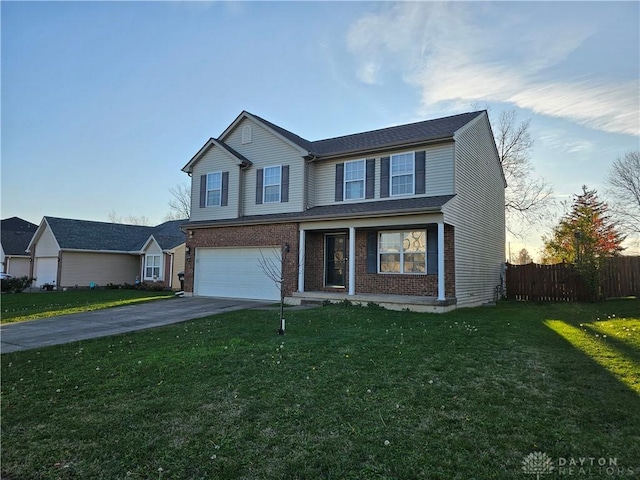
{"left": 365, "top": 158, "right": 375, "bottom": 199}
{"left": 281, "top": 165, "right": 289, "bottom": 203}
{"left": 415, "top": 151, "right": 426, "bottom": 195}
{"left": 366, "top": 231, "right": 378, "bottom": 273}
{"left": 335, "top": 163, "right": 344, "bottom": 202}
{"left": 256, "top": 169, "right": 264, "bottom": 204}
{"left": 380, "top": 157, "right": 390, "bottom": 198}
{"left": 221, "top": 171, "right": 229, "bottom": 206}
{"left": 199, "top": 175, "right": 207, "bottom": 208}
{"left": 426, "top": 225, "right": 438, "bottom": 274}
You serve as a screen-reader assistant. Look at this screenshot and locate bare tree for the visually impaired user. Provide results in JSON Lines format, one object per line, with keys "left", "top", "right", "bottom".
{"left": 258, "top": 244, "right": 292, "bottom": 335}
{"left": 495, "top": 110, "right": 554, "bottom": 236}
{"left": 164, "top": 183, "right": 191, "bottom": 221}
{"left": 514, "top": 248, "right": 533, "bottom": 265}
{"left": 607, "top": 150, "right": 640, "bottom": 238}
{"left": 107, "top": 211, "right": 151, "bottom": 226}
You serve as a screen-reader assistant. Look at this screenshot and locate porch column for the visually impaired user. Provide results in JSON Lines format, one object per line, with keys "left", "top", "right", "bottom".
{"left": 348, "top": 226, "right": 356, "bottom": 296}
{"left": 298, "top": 228, "right": 305, "bottom": 292}
{"left": 438, "top": 221, "right": 445, "bottom": 301}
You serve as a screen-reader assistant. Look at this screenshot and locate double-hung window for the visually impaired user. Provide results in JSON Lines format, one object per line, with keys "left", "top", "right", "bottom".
{"left": 379, "top": 230, "right": 426, "bottom": 274}
{"left": 344, "top": 160, "right": 365, "bottom": 200}
{"left": 145, "top": 254, "right": 161, "bottom": 279}
{"left": 263, "top": 166, "right": 281, "bottom": 203}
{"left": 206, "top": 172, "right": 222, "bottom": 206}
{"left": 390, "top": 153, "right": 415, "bottom": 196}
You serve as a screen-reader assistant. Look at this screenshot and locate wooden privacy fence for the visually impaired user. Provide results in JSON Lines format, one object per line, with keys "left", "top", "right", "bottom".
{"left": 506, "top": 256, "right": 640, "bottom": 302}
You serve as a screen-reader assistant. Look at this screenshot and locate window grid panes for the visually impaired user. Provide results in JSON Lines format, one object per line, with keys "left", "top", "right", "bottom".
{"left": 145, "top": 255, "right": 161, "bottom": 279}
{"left": 206, "top": 172, "right": 222, "bottom": 207}
{"left": 264, "top": 166, "right": 281, "bottom": 203}
{"left": 391, "top": 153, "right": 414, "bottom": 196}
{"left": 379, "top": 230, "right": 426, "bottom": 274}
{"left": 344, "top": 160, "right": 365, "bottom": 200}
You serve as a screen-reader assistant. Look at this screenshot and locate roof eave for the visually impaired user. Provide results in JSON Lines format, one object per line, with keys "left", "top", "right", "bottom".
{"left": 310, "top": 136, "right": 455, "bottom": 162}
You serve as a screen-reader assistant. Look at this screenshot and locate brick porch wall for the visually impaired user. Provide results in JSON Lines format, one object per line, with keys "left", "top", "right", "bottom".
{"left": 303, "top": 225, "right": 455, "bottom": 298}
{"left": 184, "top": 223, "right": 299, "bottom": 296}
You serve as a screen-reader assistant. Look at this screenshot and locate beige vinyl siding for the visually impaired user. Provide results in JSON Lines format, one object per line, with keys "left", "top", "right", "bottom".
{"left": 189, "top": 146, "right": 241, "bottom": 222}
{"left": 443, "top": 114, "right": 505, "bottom": 307}
{"left": 59, "top": 252, "right": 140, "bottom": 287}
{"left": 225, "top": 118, "right": 306, "bottom": 215}
{"left": 312, "top": 143, "right": 455, "bottom": 207}
{"left": 171, "top": 244, "right": 186, "bottom": 290}
{"left": 305, "top": 161, "right": 316, "bottom": 209}
{"left": 36, "top": 225, "right": 60, "bottom": 256}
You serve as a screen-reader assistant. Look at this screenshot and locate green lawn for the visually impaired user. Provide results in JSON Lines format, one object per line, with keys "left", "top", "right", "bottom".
{"left": 1, "top": 299, "right": 639, "bottom": 479}
{"left": 1, "top": 289, "right": 174, "bottom": 324}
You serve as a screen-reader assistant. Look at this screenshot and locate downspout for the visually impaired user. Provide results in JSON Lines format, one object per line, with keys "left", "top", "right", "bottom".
{"left": 168, "top": 252, "right": 174, "bottom": 289}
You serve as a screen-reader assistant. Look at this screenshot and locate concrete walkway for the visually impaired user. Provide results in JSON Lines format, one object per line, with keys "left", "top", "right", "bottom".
{"left": 0, "top": 297, "right": 270, "bottom": 354}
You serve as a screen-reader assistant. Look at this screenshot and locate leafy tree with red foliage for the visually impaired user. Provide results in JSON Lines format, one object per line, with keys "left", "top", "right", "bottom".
{"left": 542, "top": 186, "right": 625, "bottom": 299}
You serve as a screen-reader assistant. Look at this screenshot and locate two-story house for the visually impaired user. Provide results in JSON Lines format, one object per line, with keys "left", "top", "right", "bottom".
{"left": 181, "top": 110, "right": 506, "bottom": 312}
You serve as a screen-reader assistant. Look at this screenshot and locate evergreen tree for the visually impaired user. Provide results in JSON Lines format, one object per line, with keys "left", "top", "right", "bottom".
{"left": 542, "top": 186, "right": 625, "bottom": 298}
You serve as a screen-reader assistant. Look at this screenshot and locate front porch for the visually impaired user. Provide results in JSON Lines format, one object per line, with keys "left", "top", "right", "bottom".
{"left": 287, "top": 290, "right": 457, "bottom": 313}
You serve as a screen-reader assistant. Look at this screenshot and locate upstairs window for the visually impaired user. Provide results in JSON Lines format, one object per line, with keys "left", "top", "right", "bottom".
{"left": 206, "top": 172, "right": 222, "bottom": 206}
{"left": 263, "top": 166, "right": 282, "bottom": 203}
{"left": 379, "top": 230, "right": 426, "bottom": 274}
{"left": 344, "top": 160, "right": 365, "bottom": 200}
{"left": 391, "top": 153, "right": 415, "bottom": 196}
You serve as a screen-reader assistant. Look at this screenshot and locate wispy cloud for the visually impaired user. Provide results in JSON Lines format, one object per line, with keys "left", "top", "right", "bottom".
{"left": 346, "top": 3, "right": 639, "bottom": 136}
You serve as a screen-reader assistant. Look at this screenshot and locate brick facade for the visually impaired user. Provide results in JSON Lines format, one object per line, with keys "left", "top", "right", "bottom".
{"left": 184, "top": 223, "right": 299, "bottom": 295}
{"left": 186, "top": 222, "right": 455, "bottom": 299}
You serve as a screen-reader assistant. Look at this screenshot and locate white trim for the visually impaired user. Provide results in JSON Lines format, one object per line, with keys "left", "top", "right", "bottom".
{"left": 390, "top": 151, "right": 415, "bottom": 197}
{"left": 378, "top": 229, "right": 427, "bottom": 274}
{"left": 26, "top": 218, "right": 61, "bottom": 253}
{"left": 348, "top": 227, "right": 355, "bottom": 295}
{"left": 144, "top": 254, "right": 162, "bottom": 281}
{"left": 298, "top": 229, "right": 306, "bottom": 292}
{"left": 263, "top": 165, "right": 282, "bottom": 203}
{"left": 438, "top": 222, "right": 445, "bottom": 300}
{"left": 181, "top": 138, "right": 250, "bottom": 173}
{"left": 343, "top": 159, "right": 365, "bottom": 201}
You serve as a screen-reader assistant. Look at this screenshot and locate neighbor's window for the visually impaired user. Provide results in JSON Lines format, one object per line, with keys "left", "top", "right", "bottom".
{"left": 379, "top": 230, "right": 426, "bottom": 274}
{"left": 391, "top": 153, "right": 415, "bottom": 196}
{"left": 263, "top": 165, "right": 282, "bottom": 203}
{"left": 145, "top": 255, "right": 161, "bottom": 279}
{"left": 206, "top": 172, "right": 222, "bottom": 207}
{"left": 344, "top": 159, "right": 365, "bottom": 200}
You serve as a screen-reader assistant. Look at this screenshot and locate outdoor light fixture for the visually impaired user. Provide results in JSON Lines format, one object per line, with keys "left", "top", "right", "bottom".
{"left": 185, "top": 246, "right": 191, "bottom": 254}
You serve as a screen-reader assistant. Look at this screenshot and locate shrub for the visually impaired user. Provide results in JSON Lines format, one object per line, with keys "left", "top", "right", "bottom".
{"left": 1, "top": 276, "right": 35, "bottom": 294}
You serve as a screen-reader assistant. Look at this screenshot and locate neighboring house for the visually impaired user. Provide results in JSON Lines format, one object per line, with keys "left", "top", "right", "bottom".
{"left": 1, "top": 217, "right": 38, "bottom": 277}
{"left": 181, "top": 110, "right": 506, "bottom": 311}
{"left": 26, "top": 217, "right": 186, "bottom": 289}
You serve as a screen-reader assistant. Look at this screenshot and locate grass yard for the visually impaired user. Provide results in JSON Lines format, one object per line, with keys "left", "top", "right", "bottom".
{"left": 1, "top": 289, "right": 174, "bottom": 324}
{"left": 1, "top": 299, "right": 639, "bottom": 479}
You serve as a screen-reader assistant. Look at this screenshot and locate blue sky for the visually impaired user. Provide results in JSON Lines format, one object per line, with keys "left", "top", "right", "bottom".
{"left": 2, "top": 1, "right": 639, "bottom": 258}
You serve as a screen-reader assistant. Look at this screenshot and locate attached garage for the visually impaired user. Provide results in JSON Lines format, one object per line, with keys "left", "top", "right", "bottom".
{"left": 34, "top": 257, "right": 58, "bottom": 287}
{"left": 194, "top": 247, "right": 280, "bottom": 301}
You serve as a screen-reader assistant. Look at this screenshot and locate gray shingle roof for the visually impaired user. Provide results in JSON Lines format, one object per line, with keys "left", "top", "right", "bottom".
{"left": 43, "top": 217, "right": 186, "bottom": 252}
{"left": 183, "top": 195, "right": 455, "bottom": 229}
{"left": 1, "top": 217, "right": 38, "bottom": 256}
{"left": 247, "top": 111, "right": 484, "bottom": 158}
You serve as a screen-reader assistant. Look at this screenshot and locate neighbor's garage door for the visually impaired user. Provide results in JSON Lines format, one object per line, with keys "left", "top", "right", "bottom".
{"left": 35, "top": 257, "right": 58, "bottom": 287}
{"left": 194, "top": 247, "right": 280, "bottom": 301}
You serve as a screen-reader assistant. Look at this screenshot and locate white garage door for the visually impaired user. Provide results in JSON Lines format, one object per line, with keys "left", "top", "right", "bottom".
{"left": 35, "top": 257, "right": 58, "bottom": 287}
{"left": 194, "top": 247, "right": 281, "bottom": 301}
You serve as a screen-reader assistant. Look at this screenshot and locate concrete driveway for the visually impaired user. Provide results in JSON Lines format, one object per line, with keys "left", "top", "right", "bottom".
{"left": 0, "top": 296, "right": 270, "bottom": 354}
